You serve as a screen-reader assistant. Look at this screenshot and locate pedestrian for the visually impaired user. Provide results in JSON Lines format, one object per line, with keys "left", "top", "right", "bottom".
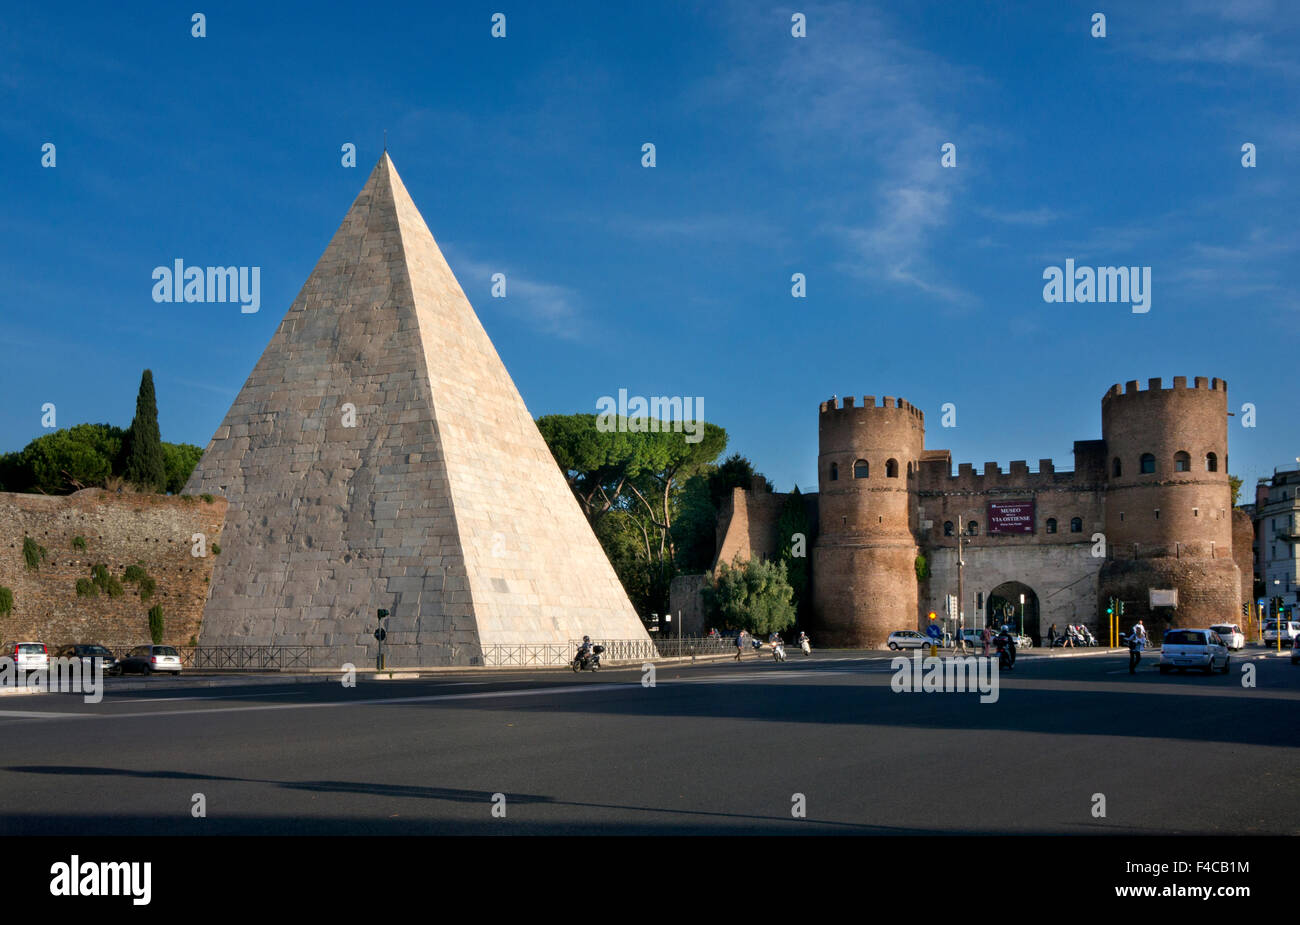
{"left": 1128, "top": 618, "right": 1147, "bottom": 674}
{"left": 735, "top": 630, "right": 745, "bottom": 661}
{"left": 981, "top": 624, "right": 991, "bottom": 656}
{"left": 955, "top": 621, "right": 966, "bottom": 653}
{"left": 1049, "top": 623, "right": 1058, "bottom": 646}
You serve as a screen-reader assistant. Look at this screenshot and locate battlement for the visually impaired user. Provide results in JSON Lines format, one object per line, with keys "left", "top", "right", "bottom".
{"left": 1102, "top": 376, "right": 1226, "bottom": 403}
{"left": 819, "top": 395, "right": 925, "bottom": 423}
{"left": 917, "top": 440, "right": 1107, "bottom": 490}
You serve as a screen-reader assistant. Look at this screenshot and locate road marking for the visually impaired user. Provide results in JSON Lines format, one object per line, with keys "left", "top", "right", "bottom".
{"left": 0, "top": 683, "right": 648, "bottom": 722}
{"left": 0, "top": 710, "right": 97, "bottom": 719}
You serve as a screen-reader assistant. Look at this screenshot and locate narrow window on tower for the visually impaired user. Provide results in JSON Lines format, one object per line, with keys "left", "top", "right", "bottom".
{"left": 853, "top": 459, "right": 868, "bottom": 478}
{"left": 967, "top": 520, "right": 978, "bottom": 536}
{"left": 1113, "top": 458, "right": 1122, "bottom": 477}
{"left": 943, "top": 521, "right": 954, "bottom": 536}
{"left": 1205, "top": 452, "right": 1218, "bottom": 472}
{"left": 1140, "top": 453, "right": 1156, "bottom": 474}
{"left": 1046, "top": 518, "right": 1057, "bottom": 534}
{"left": 886, "top": 458, "right": 899, "bottom": 478}
{"left": 1070, "top": 517, "right": 1083, "bottom": 533}
{"left": 830, "top": 462, "right": 838, "bottom": 481}
{"left": 1174, "top": 451, "right": 1190, "bottom": 472}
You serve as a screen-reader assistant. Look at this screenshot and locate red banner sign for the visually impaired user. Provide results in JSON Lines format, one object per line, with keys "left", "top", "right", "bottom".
{"left": 987, "top": 501, "right": 1035, "bottom": 534}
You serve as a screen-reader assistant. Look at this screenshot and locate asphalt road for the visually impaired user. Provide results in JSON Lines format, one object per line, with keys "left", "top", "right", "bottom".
{"left": 1, "top": 647, "right": 1296, "bottom": 835}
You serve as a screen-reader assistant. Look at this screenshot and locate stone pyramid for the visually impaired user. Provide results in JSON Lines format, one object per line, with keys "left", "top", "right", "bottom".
{"left": 184, "top": 154, "right": 649, "bottom": 666}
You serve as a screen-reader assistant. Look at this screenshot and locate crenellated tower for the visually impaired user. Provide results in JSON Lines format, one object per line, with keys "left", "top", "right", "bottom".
{"left": 1098, "top": 376, "right": 1240, "bottom": 633}
{"left": 813, "top": 395, "right": 925, "bottom": 647}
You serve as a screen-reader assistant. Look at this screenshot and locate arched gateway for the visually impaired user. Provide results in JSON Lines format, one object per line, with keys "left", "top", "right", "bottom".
{"left": 986, "top": 581, "right": 1040, "bottom": 644}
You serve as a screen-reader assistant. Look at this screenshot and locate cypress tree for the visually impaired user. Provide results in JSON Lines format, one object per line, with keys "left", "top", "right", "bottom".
{"left": 123, "top": 369, "right": 166, "bottom": 491}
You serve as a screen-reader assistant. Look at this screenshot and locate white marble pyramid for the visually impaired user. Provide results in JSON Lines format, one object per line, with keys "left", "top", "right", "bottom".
{"left": 184, "top": 154, "right": 648, "bottom": 665}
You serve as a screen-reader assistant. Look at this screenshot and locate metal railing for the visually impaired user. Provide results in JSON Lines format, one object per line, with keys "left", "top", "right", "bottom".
{"left": 97, "top": 637, "right": 741, "bottom": 671}
{"left": 109, "top": 645, "right": 354, "bottom": 671}
{"left": 479, "top": 643, "right": 571, "bottom": 668}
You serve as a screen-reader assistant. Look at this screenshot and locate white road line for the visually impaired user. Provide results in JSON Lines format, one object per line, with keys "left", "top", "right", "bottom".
{"left": 0, "top": 683, "right": 647, "bottom": 722}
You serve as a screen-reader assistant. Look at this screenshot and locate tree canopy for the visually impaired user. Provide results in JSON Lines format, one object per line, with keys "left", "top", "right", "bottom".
{"left": 702, "top": 556, "right": 796, "bottom": 635}
{"left": 538, "top": 413, "right": 740, "bottom": 615}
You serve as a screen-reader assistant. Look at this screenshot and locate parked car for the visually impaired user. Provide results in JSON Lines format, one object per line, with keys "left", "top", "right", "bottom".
{"left": 1209, "top": 623, "right": 1245, "bottom": 651}
{"left": 960, "top": 628, "right": 986, "bottom": 648}
{"left": 887, "top": 630, "right": 932, "bottom": 650}
{"left": 3, "top": 641, "right": 49, "bottom": 672}
{"left": 118, "top": 645, "right": 183, "bottom": 676}
{"left": 1263, "top": 620, "right": 1299, "bottom": 647}
{"left": 55, "top": 644, "right": 120, "bottom": 675}
{"left": 1158, "top": 629, "right": 1230, "bottom": 674}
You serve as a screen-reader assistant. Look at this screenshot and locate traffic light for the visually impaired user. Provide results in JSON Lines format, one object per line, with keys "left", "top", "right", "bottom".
{"left": 1106, "top": 598, "right": 1114, "bottom": 616}
{"left": 377, "top": 608, "right": 389, "bottom": 620}
{"left": 1118, "top": 600, "right": 1125, "bottom": 616}
{"left": 1242, "top": 602, "right": 1249, "bottom": 618}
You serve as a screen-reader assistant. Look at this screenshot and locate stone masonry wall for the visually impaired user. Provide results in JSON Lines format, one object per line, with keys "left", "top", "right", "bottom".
{"left": 0, "top": 489, "right": 227, "bottom": 650}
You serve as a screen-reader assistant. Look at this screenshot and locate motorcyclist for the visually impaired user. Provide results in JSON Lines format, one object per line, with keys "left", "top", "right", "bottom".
{"left": 995, "top": 625, "right": 1016, "bottom": 669}
{"left": 798, "top": 631, "right": 811, "bottom": 654}
{"left": 576, "top": 635, "right": 594, "bottom": 668}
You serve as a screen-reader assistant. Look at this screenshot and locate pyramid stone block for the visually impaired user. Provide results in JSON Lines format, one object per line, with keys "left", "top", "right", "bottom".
{"left": 184, "top": 154, "right": 649, "bottom": 665}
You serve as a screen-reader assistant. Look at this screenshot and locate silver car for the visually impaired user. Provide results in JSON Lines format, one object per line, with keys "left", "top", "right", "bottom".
{"left": 120, "top": 645, "right": 183, "bottom": 676}
{"left": 887, "top": 630, "right": 933, "bottom": 650}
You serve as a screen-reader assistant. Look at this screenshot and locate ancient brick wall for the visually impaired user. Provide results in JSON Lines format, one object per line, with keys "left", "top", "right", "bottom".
{"left": 0, "top": 489, "right": 226, "bottom": 650}
{"left": 1232, "top": 508, "right": 1254, "bottom": 612}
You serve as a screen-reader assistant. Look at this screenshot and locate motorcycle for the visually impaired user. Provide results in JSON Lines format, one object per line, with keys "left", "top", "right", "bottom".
{"left": 773, "top": 642, "right": 786, "bottom": 662}
{"left": 993, "top": 633, "right": 1016, "bottom": 670}
{"left": 800, "top": 637, "right": 812, "bottom": 656}
{"left": 571, "top": 644, "right": 604, "bottom": 672}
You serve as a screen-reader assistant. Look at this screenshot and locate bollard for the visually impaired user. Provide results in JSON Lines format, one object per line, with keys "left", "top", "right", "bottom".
{"left": 930, "top": 643, "right": 938, "bottom": 657}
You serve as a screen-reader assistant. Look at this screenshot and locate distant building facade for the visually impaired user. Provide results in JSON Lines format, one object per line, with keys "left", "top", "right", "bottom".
{"left": 1249, "top": 469, "right": 1300, "bottom": 616}
{"left": 688, "top": 376, "right": 1250, "bottom": 648}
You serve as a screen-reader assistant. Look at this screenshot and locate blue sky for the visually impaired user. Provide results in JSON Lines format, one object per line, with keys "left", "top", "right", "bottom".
{"left": 2, "top": 0, "right": 1297, "bottom": 494}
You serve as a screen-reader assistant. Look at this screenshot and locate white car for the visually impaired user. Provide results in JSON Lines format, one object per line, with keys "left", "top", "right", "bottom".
{"left": 1263, "top": 620, "right": 1299, "bottom": 647}
{"left": 887, "top": 630, "right": 933, "bottom": 650}
{"left": 1158, "top": 628, "right": 1230, "bottom": 674}
{"left": 1209, "top": 623, "right": 1245, "bottom": 650}
{"left": 3, "top": 641, "right": 49, "bottom": 672}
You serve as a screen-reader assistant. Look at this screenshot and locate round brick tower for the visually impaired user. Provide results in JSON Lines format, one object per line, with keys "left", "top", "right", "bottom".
{"left": 1099, "top": 376, "right": 1240, "bottom": 635}
{"left": 813, "top": 395, "right": 924, "bottom": 648}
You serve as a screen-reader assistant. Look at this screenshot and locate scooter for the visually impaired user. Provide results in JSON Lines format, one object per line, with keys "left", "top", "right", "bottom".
{"left": 773, "top": 642, "right": 786, "bottom": 662}
{"left": 800, "top": 637, "right": 812, "bottom": 656}
{"left": 993, "top": 633, "right": 1016, "bottom": 670}
{"left": 571, "top": 644, "right": 604, "bottom": 672}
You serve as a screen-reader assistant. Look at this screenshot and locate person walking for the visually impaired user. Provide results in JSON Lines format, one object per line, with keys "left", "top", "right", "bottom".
{"left": 734, "top": 630, "right": 746, "bottom": 662}
{"left": 955, "top": 619, "right": 967, "bottom": 653}
{"left": 981, "top": 624, "right": 991, "bottom": 657}
{"left": 1048, "top": 623, "right": 1058, "bottom": 647}
{"left": 1128, "top": 619, "right": 1147, "bottom": 674}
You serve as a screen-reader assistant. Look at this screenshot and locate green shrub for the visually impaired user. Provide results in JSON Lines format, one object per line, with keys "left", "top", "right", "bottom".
{"left": 22, "top": 536, "right": 46, "bottom": 571}
{"left": 71, "top": 535, "right": 87, "bottom": 551}
{"left": 212, "top": 543, "right": 221, "bottom": 555}
{"left": 200, "top": 493, "right": 214, "bottom": 503}
{"left": 148, "top": 605, "right": 165, "bottom": 645}
{"left": 0, "top": 586, "right": 13, "bottom": 615}
{"left": 76, "top": 578, "right": 98, "bottom": 597}
{"left": 123, "top": 564, "right": 148, "bottom": 583}
{"left": 915, "top": 554, "right": 930, "bottom": 581}
{"left": 90, "top": 563, "right": 124, "bottom": 598}
{"left": 138, "top": 576, "right": 156, "bottom": 602}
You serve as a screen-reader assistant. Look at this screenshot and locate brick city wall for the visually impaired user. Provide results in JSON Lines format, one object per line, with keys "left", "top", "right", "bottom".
{"left": 0, "top": 489, "right": 227, "bottom": 650}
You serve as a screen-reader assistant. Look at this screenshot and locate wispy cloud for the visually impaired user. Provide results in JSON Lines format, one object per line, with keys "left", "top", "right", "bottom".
{"left": 444, "top": 253, "right": 585, "bottom": 342}
{"left": 695, "top": 1, "right": 984, "bottom": 304}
